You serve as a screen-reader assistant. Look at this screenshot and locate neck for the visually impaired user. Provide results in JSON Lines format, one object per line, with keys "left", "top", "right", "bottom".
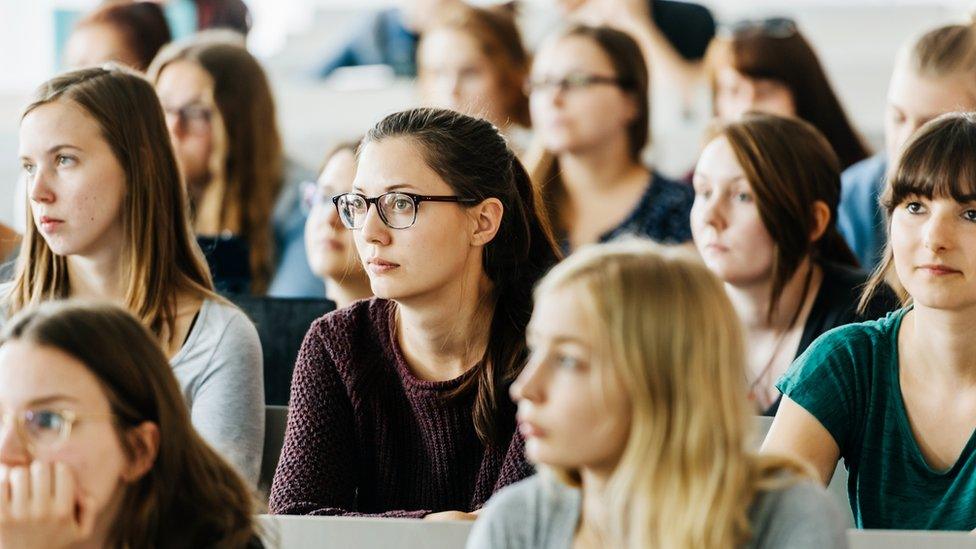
{"left": 557, "top": 135, "right": 646, "bottom": 197}
{"left": 67, "top": 248, "right": 125, "bottom": 305}
{"left": 578, "top": 467, "right": 612, "bottom": 542}
{"left": 725, "top": 258, "right": 820, "bottom": 330}
{"left": 905, "top": 304, "right": 976, "bottom": 386}
{"left": 395, "top": 270, "right": 495, "bottom": 381}
{"left": 326, "top": 274, "right": 373, "bottom": 310}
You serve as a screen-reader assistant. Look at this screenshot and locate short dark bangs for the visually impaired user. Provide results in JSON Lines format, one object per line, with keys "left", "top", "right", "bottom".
{"left": 886, "top": 112, "right": 976, "bottom": 211}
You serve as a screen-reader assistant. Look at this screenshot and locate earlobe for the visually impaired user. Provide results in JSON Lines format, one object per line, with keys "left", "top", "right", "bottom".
{"left": 121, "top": 421, "right": 160, "bottom": 483}
{"left": 470, "top": 198, "right": 504, "bottom": 246}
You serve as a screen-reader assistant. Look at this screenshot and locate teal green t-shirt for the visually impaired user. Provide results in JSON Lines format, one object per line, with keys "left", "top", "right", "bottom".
{"left": 777, "top": 307, "right": 976, "bottom": 530}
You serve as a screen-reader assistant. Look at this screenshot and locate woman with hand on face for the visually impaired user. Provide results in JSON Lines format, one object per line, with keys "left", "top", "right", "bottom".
{"left": 468, "top": 241, "right": 848, "bottom": 549}
{"left": 303, "top": 141, "right": 373, "bottom": 309}
{"left": 705, "top": 18, "right": 869, "bottom": 171}
{"left": 418, "top": 5, "right": 532, "bottom": 152}
{"left": 691, "top": 114, "right": 896, "bottom": 416}
{"left": 270, "top": 108, "right": 561, "bottom": 518}
{"left": 0, "top": 301, "right": 260, "bottom": 548}
{"left": 764, "top": 113, "right": 976, "bottom": 531}
{"left": 12, "top": 65, "right": 263, "bottom": 486}
{"left": 527, "top": 25, "right": 693, "bottom": 253}
{"left": 840, "top": 19, "right": 976, "bottom": 270}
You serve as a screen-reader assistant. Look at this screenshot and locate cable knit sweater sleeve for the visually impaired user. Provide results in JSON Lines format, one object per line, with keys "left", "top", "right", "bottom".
{"left": 268, "top": 318, "right": 361, "bottom": 515}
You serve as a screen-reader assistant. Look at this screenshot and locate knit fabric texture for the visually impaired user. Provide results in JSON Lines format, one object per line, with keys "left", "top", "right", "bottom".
{"left": 269, "top": 298, "right": 532, "bottom": 517}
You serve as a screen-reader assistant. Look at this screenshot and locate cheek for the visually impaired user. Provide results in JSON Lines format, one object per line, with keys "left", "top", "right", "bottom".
{"left": 51, "top": 429, "right": 127, "bottom": 505}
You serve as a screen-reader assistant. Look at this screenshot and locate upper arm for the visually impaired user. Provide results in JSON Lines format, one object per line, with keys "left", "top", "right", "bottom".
{"left": 762, "top": 396, "right": 841, "bottom": 486}
{"left": 189, "top": 313, "right": 265, "bottom": 486}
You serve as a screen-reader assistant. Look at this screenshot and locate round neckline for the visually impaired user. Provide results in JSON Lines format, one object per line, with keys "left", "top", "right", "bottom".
{"left": 889, "top": 306, "right": 976, "bottom": 476}
{"left": 382, "top": 300, "right": 480, "bottom": 392}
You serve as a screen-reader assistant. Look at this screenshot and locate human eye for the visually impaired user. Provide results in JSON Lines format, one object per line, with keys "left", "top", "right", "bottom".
{"left": 734, "top": 191, "right": 753, "bottom": 203}
{"left": 56, "top": 154, "right": 77, "bottom": 168}
{"left": 23, "top": 409, "right": 67, "bottom": 436}
{"left": 21, "top": 161, "right": 35, "bottom": 176}
{"left": 392, "top": 195, "right": 414, "bottom": 212}
{"left": 904, "top": 200, "right": 926, "bottom": 215}
{"left": 554, "top": 352, "right": 581, "bottom": 370}
{"left": 963, "top": 209, "right": 976, "bottom": 223}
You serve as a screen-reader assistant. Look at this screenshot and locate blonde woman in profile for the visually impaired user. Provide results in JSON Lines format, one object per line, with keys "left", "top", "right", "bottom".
{"left": 468, "top": 240, "right": 848, "bottom": 549}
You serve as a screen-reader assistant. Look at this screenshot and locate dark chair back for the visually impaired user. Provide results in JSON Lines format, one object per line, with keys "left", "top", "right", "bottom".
{"left": 228, "top": 294, "right": 334, "bottom": 405}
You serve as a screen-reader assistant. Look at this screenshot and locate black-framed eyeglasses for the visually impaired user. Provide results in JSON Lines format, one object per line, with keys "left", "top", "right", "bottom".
{"left": 333, "top": 191, "right": 478, "bottom": 230}
{"left": 162, "top": 102, "right": 213, "bottom": 134}
{"left": 720, "top": 17, "right": 797, "bottom": 40}
{"left": 525, "top": 73, "right": 632, "bottom": 96}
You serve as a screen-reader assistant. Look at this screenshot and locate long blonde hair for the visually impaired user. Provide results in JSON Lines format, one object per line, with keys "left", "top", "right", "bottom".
{"left": 10, "top": 65, "right": 215, "bottom": 345}
{"left": 535, "top": 240, "right": 811, "bottom": 548}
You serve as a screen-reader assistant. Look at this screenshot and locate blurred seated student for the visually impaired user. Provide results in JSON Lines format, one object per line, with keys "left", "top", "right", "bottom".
{"left": 269, "top": 108, "right": 561, "bottom": 518}
{"left": 314, "top": 0, "right": 464, "bottom": 78}
{"left": 303, "top": 141, "right": 373, "bottom": 309}
{"left": 557, "top": 0, "right": 716, "bottom": 104}
{"left": 164, "top": 0, "right": 252, "bottom": 40}
{"left": 705, "top": 17, "right": 869, "bottom": 171}
{"left": 418, "top": 5, "right": 531, "bottom": 152}
{"left": 63, "top": 1, "right": 172, "bottom": 72}
{"left": 12, "top": 65, "right": 263, "bottom": 485}
{"left": 691, "top": 114, "right": 897, "bottom": 416}
{"left": 0, "top": 301, "right": 261, "bottom": 548}
{"left": 764, "top": 112, "right": 976, "bottom": 531}
{"left": 839, "top": 19, "right": 976, "bottom": 271}
{"left": 468, "top": 240, "right": 848, "bottom": 549}
{"left": 526, "top": 25, "right": 693, "bottom": 253}
{"left": 150, "top": 35, "right": 323, "bottom": 297}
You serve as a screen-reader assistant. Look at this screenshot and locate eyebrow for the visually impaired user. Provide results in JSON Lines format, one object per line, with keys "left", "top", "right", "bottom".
{"left": 19, "top": 144, "right": 83, "bottom": 161}
{"left": 26, "top": 395, "right": 79, "bottom": 407}
{"left": 350, "top": 183, "right": 418, "bottom": 194}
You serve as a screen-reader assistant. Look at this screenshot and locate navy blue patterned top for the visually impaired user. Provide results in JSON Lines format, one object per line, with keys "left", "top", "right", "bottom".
{"left": 562, "top": 171, "right": 694, "bottom": 253}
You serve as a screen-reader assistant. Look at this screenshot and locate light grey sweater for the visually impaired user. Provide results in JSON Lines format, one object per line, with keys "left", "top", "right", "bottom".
{"left": 467, "top": 473, "right": 849, "bottom": 549}
{"left": 170, "top": 298, "right": 264, "bottom": 487}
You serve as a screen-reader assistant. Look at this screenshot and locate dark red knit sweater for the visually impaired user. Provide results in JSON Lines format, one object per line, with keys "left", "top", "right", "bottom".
{"left": 268, "top": 298, "right": 533, "bottom": 517}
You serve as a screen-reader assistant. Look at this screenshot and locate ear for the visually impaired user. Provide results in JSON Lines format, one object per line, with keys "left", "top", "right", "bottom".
{"left": 468, "top": 198, "right": 504, "bottom": 247}
{"left": 121, "top": 421, "right": 160, "bottom": 483}
{"left": 809, "top": 200, "right": 831, "bottom": 243}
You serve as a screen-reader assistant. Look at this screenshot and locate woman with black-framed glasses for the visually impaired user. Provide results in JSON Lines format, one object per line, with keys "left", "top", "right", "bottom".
{"left": 270, "top": 108, "right": 561, "bottom": 519}
{"left": 525, "top": 25, "right": 694, "bottom": 253}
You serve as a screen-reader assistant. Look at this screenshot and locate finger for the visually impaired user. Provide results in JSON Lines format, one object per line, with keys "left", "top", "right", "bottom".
{"left": 9, "top": 466, "right": 29, "bottom": 518}
{"left": 30, "top": 461, "right": 52, "bottom": 516}
{"left": 52, "top": 462, "right": 73, "bottom": 520}
{"left": 0, "top": 465, "right": 10, "bottom": 519}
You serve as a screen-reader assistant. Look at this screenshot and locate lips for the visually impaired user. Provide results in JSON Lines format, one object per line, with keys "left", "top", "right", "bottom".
{"left": 516, "top": 413, "right": 546, "bottom": 438}
{"left": 366, "top": 257, "right": 400, "bottom": 275}
{"left": 917, "top": 264, "right": 961, "bottom": 275}
{"left": 38, "top": 216, "right": 64, "bottom": 231}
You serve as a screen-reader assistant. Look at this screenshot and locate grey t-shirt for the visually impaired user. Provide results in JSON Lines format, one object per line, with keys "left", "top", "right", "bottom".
{"left": 170, "top": 298, "right": 264, "bottom": 487}
{"left": 467, "top": 473, "right": 849, "bottom": 549}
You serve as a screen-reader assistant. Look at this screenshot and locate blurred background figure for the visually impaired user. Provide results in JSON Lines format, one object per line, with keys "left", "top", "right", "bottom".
{"left": 302, "top": 140, "right": 373, "bottom": 309}
{"left": 705, "top": 17, "right": 870, "bottom": 171}
{"left": 63, "top": 1, "right": 172, "bottom": 72}
{"left": 418, "top": 4, "right": 532, "bottom": 151}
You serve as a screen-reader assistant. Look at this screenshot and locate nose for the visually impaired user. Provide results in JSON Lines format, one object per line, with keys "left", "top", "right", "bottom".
{"left": 697, "top": 193, "right": 727, "bottom": 232}
{"left": 164, "top": 111, "right": 187, "bottom": 140}
{"left": 0, "top": 417, "right": 30, "bottom": 467}
{"left": 510, "top": 352, "right": 547, "bottom": 404}
{"left": 922, "top": 210, "right": 953, "bottom": 253}
{"left": 324, "top": 202, "right": 345, "bottom": 230}
{"left": 28, "top": 165, "right": 55, "bottom": 205}
{"left": 359, "top": 201, "right": 391, "bottom": 247}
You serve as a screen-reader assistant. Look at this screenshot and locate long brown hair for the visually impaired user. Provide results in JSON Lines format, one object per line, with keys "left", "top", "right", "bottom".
{"left": 10, "top": 65, "right": 215, "bottom": 345}
{"left": 712, "top": 113, "right": 858, "bottom": 321}
{"left": 904, "top": 19, "right": 976, "bottom": 81}
{"left": 363, "top": 108, "right": 561, "bottom": 448}
{"left": 859, "top": 112, "right": 976, "bottom": 312}
{"left": 149, "top": 35, "right": 283, "bottom": 294}
{"left": 706, "top": 20, "right": 870, "bottom": 169}
{"left": 0, "top": 300, "right": 259, "bottom": 548}
{"left": 419, "top": 4, "right": 531, "bottom": 127}
{"left": 72, "top": 1, "right": 172, "bottom": 72}
{"left": 526, "top": 24, "right": 649, "bottom": 236}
